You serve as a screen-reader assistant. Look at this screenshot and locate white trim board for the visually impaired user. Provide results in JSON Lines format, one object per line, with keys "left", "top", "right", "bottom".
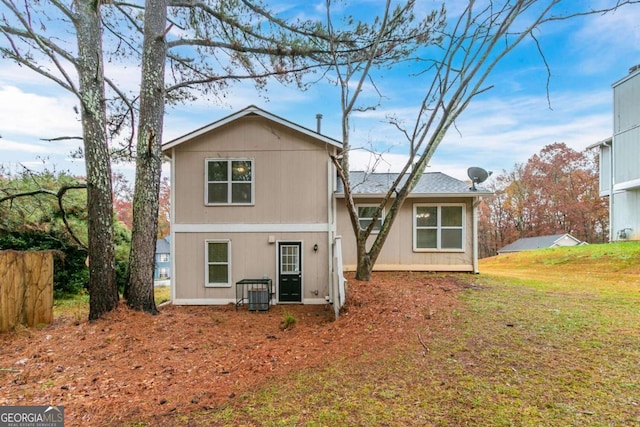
{"left": 162, "top": 105, "right": 342, "bottom": 151}
{"left": 341, "top": 264, "right": 474, "bottom": 272}
{"left": 173, "top": 223, "right": 331, "bottom": 233}
{"left": 172, "top": 298, "right": 236, "bottom": 305}
{"left": 171, "top": 298, "right": 329, "bottom": 306}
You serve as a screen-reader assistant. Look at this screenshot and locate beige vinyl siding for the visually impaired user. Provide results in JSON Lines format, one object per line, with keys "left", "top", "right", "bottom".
{"left": 173, "top": 117, "right": 331, "bottom": 225}
{"left": 336, "top": 197, "right": 474, "bottom": 271}
{"left": 173, "top": 232, "right": 330, "bottom": 303}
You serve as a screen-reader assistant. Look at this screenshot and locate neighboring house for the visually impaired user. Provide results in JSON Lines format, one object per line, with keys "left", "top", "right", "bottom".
{"left": 154, "top": 236, "right": 171, "bottom": 280}
{"left": 589, "top": 65, "right": 640, "bottom": 241}
{"left": 497, "top": 233, "right": 584, "bottom": 255}
{"left": 161, "top": 105, "right": 491, "bottom": 310}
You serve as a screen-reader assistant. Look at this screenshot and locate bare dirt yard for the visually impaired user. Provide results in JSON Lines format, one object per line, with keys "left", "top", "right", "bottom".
{"left": 0, "top": 272, "right": 470, "bottom": 426}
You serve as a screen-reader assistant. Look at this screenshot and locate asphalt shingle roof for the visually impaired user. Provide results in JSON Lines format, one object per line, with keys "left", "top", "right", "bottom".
{"left": 336, "top": 171, "right": 491, "bottom": 196}
{"left": 498, "top": 234, "right": 580, "bottom": 253}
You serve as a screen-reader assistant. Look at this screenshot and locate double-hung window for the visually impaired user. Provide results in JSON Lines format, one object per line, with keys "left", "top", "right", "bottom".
{"left": 413, "top": 204, "right": 465, "bottom": 251}
{"left": 205, "top": 240, "right": 231, "bottom": 287}
{"left": 357, "top": 205, "right": 384, "bottom": 233}
{"left": 205, "top": 159, "right": 253, "bottom": 205}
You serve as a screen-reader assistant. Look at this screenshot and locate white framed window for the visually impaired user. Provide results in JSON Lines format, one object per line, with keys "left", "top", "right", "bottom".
{"left": 205, "top": 239, "right": 231, "bottom": 287}
{"left": 158, "top": 268, "right": 169, "bottom": 279}
{"left": 413, "top": 204, "right": 465, "bottom": 251}
{"left": 205, "top": 159, "right": 253, "bottom": 205}
{"left": 357, "top": 205, "right": 384, "bottom": 233}
{"left": 157, "top": 253, "right": 169, "bottom": 262}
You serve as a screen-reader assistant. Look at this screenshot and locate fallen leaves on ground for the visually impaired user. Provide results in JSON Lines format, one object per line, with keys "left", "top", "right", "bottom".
{"left": 0, "top": 272, "right": 470, "bottom": 426}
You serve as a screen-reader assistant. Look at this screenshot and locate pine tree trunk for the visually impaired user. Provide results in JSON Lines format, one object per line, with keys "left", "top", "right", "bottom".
{"left": 76, "top": 0, "right": 118, "bottom": 320}
{"left": 125, "top": 0, "right": 167, "bottom": 314}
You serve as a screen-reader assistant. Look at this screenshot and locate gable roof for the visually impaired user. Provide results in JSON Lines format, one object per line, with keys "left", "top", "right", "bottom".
{"left": 336, "top": 171, "right": 492, "bottom": 197}
{"left": 498, "top": 233, "right": 583, "bottom": 254}
{"left": 162, "top": 105, "right": 342, "bottom": 153}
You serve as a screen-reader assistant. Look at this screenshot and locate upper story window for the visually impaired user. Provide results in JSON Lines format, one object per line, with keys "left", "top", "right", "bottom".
{"left": 205, "top": 159, "right": 254, "bottom": 205}
{"left": 357, "top": 205, "right": 384, "bottom": 233}
{"left": 413, "top": 204, "right": 465, "bottom": 251}
{"left": 157, "top": 253, "right": 169, "bottom": 263}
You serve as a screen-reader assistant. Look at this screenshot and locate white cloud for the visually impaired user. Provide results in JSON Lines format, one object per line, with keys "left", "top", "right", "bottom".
{"left": 331, "top": 84, "right": 613, "bottom": 181}
{"left": 0, "top": 85, "right": 81, "bottom": 141}
{"left": 0, "top": 139, "right": 49, "bottom": 154}
{"left": 569, "top": 4, "right": 640, "bottom": 75}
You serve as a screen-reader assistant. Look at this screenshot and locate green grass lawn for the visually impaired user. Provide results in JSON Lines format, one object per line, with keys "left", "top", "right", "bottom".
{"left": 178, "top": 242, "right": 640, "bottom": 427}
{"left": 53, "top": 284, "right": 171, "bottom": 320}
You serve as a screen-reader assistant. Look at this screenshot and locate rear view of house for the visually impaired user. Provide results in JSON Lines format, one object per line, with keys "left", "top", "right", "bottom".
{"left": 162, "top": 106, "right": 342, "bottom": 306}
{"left": 163, "top": 106, "right": 491, "bottom": 309}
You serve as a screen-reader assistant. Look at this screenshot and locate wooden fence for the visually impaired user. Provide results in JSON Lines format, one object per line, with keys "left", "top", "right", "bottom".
{"left": 0, "top": 250, "right": 54, "bottom": 332}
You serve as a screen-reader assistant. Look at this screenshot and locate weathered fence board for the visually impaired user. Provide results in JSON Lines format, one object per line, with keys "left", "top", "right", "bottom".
{"left": 0, "top": 250, "right": 54, "bottom": 332}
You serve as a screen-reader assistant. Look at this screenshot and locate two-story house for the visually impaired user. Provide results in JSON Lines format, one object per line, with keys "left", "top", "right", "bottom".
{"left": 162, "top": 106, "right": 490, "bottom": 310}
{"left": 590, "top": 65, "right": 640, "bottom": 241}
{"left": 154, "top": 236, "right": 171, "bottom": 280}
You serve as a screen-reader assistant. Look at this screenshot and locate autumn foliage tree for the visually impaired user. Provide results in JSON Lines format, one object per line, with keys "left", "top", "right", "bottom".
{"left": 326, "top": 0, "right": 636, "bottom": 280}
{"left": 479, "top": 143, "right": 608, "bottom": 257}
{"left": 157, "top": 177, "right": 170, "bottom": 238}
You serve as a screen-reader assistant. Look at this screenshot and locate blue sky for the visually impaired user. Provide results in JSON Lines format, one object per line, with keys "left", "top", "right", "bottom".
{"left": 1, "top": 0, "right": 639, "bottom": 183}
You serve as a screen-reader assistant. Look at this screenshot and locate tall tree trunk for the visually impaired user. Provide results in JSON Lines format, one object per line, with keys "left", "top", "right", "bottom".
{"left": 355, "top": 239, "right": 372, "bottom": 281}
{"left": 76, "top": 0, "right": 118, "bottom": 320}
{"left": 125, "top": 0, "right": 167, "bottom": 314}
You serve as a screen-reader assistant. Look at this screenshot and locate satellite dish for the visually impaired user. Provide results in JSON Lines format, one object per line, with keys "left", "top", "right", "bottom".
{"left": 467, "top": 167, "right": 492, "bottom": 191}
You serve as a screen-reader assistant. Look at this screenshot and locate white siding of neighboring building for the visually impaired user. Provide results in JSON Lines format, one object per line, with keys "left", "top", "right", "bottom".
{"left": 610, "top": 68, "right": 640, "bottom": 241}
{"left": 613, "top": 69, "right": 640, "bottom": 186}
{"left": 611, "top": 190, "right": 640, "bottom": 241}
{"left": 599, "top": 143, "right": 611, "bottom": 197}
{"left": 553, "top": 235, "right": 581, "bottom": 247}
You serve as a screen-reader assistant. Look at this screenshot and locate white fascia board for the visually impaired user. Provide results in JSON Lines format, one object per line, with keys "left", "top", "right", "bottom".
{"left": 613, "top": 178, "right": 640, "bottom": 192}
{"left": 408, "top": 191, "right": 493, "bottom": 198}
{"left": 341, "top": 264, "right": 474, "bottom": 272}
{"left": 162, "top": 105, "right": 342, "bottom": 152}
{"left": 586, "top": 137, "right": 613, "bottom": 150}
{"left": 173, "top": 223, "right": 331, "bottom": 233}
{"left": 612, "top": 67, "right": 640, "bottom": 88}
{"left": 335, "top": 192, "right": 492, "bottom": 198}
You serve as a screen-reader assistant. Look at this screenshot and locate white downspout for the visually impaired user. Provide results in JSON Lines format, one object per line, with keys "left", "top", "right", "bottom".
{"left": 472, "top": 197, "right": 481, "bottom": 274}
{"left": 609, "top": 139, "right": 615, "bottom": 242}
{"left": 169, "top": 148, "right": 176, "bottom": 302}
{"left": 327, "top": 156, "right": 336, "bottom": 305}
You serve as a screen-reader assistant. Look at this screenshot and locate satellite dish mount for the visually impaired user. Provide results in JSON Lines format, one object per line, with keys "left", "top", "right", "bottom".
{"left": 467, "top": 167, "right": 492, "bottom": 191}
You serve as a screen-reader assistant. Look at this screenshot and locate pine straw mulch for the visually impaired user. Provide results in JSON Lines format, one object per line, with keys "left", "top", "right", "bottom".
{"left": 0, "top": 272, "right": 473, "bottom": 426}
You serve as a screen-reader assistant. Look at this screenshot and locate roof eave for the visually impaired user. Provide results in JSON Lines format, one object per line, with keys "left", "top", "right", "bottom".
{"left": 335, "top": 191, "right": 493, "bottom": 198}
{"left": 586, "top": 137, "right": 612, "bottom": 150}
{"left": 161, "top": 105, "right": 342, "bottom": 152}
